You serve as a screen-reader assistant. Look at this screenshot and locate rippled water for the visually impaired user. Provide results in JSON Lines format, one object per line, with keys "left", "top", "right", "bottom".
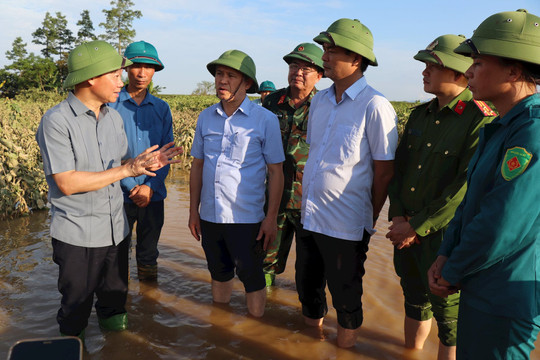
{"left": 1, "top": 170, "right": 538, "bottom": 359}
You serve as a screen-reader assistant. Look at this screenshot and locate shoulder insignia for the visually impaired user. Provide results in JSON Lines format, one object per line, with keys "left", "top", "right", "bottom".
{"left": 473, "top": 100, "right": 497, "bottom": 116}
{"left": 278, "top": 94, "right": 287, "bottom": 105}
{"left": 501, "top": 147, "right": 533, "bottom": 181}
{"left": 454, "top": 100, "right": 466, "bottom": 115}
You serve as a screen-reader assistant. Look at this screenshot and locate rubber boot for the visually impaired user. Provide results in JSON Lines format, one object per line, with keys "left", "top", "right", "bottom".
{"left": 98, "top": 313, "right": 128, "bottom": 331}
{"left": 60, "top": 328, "right": 85, "bottom": 343}
{"left": 137, "top": 264, "right": 158, "bottom": 281}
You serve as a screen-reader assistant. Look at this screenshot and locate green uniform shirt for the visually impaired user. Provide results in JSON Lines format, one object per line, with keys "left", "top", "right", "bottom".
{"left": 263, "top": 87, "right": 316, "bottom": 210}
{"left": 388, "top": 89, "right": 496, "bottom": 236}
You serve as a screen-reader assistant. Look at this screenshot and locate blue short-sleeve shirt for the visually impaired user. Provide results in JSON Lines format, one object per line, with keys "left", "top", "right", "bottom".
{"left": 191, "top": 96, "right": 285, "bottom": 223}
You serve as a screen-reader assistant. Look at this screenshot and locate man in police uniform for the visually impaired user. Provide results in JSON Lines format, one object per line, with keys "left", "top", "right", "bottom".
{"left": 110, "top": 41, "right": 174, "bottom": 281}
{"left": 386, "top": 34, "right": 495, "bottom": 360}
{"left": 261, "top": 43, "right": 323, "bottom": 286}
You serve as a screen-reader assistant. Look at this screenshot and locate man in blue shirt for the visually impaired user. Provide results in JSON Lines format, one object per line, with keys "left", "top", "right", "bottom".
{"left": 189, "top": 50, "right": 284, "bottom": 317}
{"left": 110, "top": 41, "right": 174, "bottom": 281}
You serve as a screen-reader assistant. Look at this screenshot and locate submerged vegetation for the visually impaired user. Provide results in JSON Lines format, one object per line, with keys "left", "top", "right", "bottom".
{"left": 0, "top": 92, "right": 415, "bottom": 219}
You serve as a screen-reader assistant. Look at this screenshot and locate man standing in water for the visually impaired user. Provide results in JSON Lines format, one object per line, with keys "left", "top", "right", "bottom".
{"left": 36, "top": 40, "right": 181, "bottom": 340}
{"left": 299, "top": 19, "right": 398, "bottom": 347}
{"left": 188, "top": 50, "right": 284, "bottom": 317}
{"left": 109, "top": 41, "right": 174, "bottom": 281}
{"left": 386, "top": 34, "right": 495, "bottom": 360}
{"left": 261, "top": 43, "right": 323, "bottom": 287}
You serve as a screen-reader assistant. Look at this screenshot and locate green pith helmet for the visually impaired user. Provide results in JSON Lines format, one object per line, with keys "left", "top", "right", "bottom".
{"left": 283, "top": 43, "right": 324, "bottom": 72}
{"left": 64, "top": 40, "right": 132, "bottom": 89}
{"left": 314, "top": 18, "right": 378, "bottom": 66}
{"left": 207, "top": 50, "right": 258, "bottom": 93}
{"left": 124, "top": 41, "right": 164, "bottom": 71}
{"left": 414, "top": 34, "right": 473, "bottom": 74}
{"left": 259, "top": 80, "right": 276, "bottom": 92}
{"left": 454, "top": 9, "right": 540, "bottom": 65}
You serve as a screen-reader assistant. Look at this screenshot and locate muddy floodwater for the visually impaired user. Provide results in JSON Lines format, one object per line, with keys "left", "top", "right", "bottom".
{"left": 1, "top": 170, "right": 538, "bottom": 359}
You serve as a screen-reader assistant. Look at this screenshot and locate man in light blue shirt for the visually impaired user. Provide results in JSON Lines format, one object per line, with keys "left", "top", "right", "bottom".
{"left": 299, "top": 19, "right": 397, "bottom": 348}
{"left": 189, "top": 50, "right": 284, "bottom": 317}
{"left": 109, "top": 41, "right": 174, "bottom": 281}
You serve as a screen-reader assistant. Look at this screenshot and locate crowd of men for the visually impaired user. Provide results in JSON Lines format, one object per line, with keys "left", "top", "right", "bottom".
{"left": 36, "top": 11, "right": 540, "bottom": 360}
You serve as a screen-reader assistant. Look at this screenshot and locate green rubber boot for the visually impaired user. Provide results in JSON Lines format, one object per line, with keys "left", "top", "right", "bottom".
{"left": 98, "top": 313, "right": 128, "bottom": 331}
{"left": 137, "top": 264, "right": 158, "bottom": 281}
{"left": 60, "top": 328, "right": 85, "bottom": 342}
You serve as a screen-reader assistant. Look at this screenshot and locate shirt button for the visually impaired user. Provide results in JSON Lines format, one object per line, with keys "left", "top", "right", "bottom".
{"left": 417, "top": 164, "right": 422, "bottom": 169}
{"left": 426, "top": 229, "right": 430, "bottom": 234}
{"left": 444, "top": 150, "right": 449, "bottom": 155}
{"left": 408, "top": 145, "right": 412, "bottom": 149}
{"left": 435, "top": 120, "right": 440, "bottom": 125}
{"left": 410, "top": 187, "right": 415, "bottom": 192}
{"left": 427, "top": 143, "right": 432, "bottom": 147}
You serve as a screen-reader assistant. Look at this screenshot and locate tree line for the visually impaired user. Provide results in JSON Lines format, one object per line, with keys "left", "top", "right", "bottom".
{"left": 0, "top": 0, "right": 142, "bottom": 98}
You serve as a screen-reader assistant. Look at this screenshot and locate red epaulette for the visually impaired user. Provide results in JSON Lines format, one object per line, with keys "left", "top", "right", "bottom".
{"left": 473, "top": 100, "right": 497, "bottom": 116}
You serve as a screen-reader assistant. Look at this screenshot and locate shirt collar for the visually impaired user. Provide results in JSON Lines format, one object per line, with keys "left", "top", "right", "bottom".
{"left": 427, "top": 88, "right": 473, "bottom": 114}
{"left": 496, "top": 93, "right": 540, "bottom": 126}
{"left": 326, "top": 76, "right": 368, "bottom": 104}
{"left": 216, "top": 95, "right": 251, "bottom": 118}
{"left": 67, "top": 91, "right": 110, "bottom": 118}
{"left": 118, "top": 86, "right": 155, "bottom": 106}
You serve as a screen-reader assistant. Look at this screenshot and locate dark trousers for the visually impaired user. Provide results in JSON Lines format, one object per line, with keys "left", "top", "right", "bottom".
{"left": 52, "top": 238, "right": 129, "bottom": 336}
{"left": 295, "top": 229, "right": 370, "bottom": 330}
{"left": 124, "top": 200, "right": 164, "bottom": 266}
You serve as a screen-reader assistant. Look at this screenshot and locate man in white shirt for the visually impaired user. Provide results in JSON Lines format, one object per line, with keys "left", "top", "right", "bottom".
{"left": 299, "top": 18, "right": 398, "bottom": 348}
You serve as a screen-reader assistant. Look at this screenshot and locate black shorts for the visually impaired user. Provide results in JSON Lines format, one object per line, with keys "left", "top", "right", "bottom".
{"left": 200, "top": 220, "right": 265, "bottom": 293}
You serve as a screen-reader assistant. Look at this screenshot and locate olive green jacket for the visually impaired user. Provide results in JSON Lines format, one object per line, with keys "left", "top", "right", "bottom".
{"left": 388, "top": 89, "right": 496, "bottom": 236}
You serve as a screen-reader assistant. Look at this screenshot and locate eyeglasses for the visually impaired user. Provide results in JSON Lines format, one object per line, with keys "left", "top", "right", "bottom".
{"left": 289, "top": 63, "right": 317, "bottom": 74}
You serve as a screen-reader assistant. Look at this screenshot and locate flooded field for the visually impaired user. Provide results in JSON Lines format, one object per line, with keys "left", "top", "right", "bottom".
{"left": 0, "top": 170, "right": 538, "bottom": 359}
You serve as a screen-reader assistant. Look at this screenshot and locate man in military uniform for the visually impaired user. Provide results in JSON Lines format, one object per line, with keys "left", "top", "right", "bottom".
{"left": 386, "top": 34, "right": 496, "bottom": 360}
{"left": 261, "top": 43, "right": 323, "bottom": 286}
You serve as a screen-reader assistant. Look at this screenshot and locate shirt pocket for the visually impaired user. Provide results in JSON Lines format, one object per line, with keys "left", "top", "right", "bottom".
{"left": 432, "top": 146, "right": 459, "bottom": 180}
{"left": 230, "top": 134, "right": 250, "bottom": 163}
{"left": 335, "top": 124, "right": 361, "bottom": 160}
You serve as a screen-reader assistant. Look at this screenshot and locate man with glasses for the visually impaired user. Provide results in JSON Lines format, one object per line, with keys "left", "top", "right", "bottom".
{"left": 261, "top": 43, "right": 323, "bottom": 287}
{"left": 299, "top": 19, "right": 398, "bottom": 347}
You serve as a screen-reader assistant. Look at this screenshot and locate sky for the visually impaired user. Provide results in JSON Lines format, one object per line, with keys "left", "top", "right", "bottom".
{"left": 1, "top": 0, "right": 539, "bottom": 101}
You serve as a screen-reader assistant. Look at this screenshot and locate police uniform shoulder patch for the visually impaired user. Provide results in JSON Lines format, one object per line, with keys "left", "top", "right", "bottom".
{"left": 473, "top": 100, "right": 497, "bottom": 116}
{"left": 501, "top": 146, "right": 533, "bottom": 181}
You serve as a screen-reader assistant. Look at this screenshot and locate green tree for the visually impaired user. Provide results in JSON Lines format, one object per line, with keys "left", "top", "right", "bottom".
{"left": 192, "top": 80, "right": 215, "bottom": 95}
{"left": 5, "top": 37, "right": 28, "bottom": 62}
{"left": 99, "top": 0, "right": 142, "bottom": 54}
{"left": 76, "top": 10, "right": 97, "bottom": 44}
{"left": 32, "top": 12, "right": 75, "bottom": 59}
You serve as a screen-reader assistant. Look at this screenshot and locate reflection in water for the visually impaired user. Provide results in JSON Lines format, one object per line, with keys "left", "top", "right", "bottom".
{"left": 0, "top": 169, "right": 538, "bottom": 359}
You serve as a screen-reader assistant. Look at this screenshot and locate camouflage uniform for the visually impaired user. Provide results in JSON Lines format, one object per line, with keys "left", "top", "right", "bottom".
{"left": 262, "top": 86, "right": 316, "bottom": 276}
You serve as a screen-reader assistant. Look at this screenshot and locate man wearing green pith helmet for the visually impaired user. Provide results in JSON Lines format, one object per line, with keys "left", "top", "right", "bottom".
{"left": 35, "top": 40, "right": 182, "bottom": 340}
{"left": 253, "top": 80, "right": 276, "bottom": 105}
{"left": 188, "top": 50, "right": 284, "bottom": 317}
{"left": 109, "top": 41, "right": 174, "bottom": 282}
{"left": 261, "top": 43, "right": 323, "bottom": 287}
{"left": 299, "top": 19, "right": 398, "bottom": 347}
{"left": 386, "top": 34, "right": 495, "bottom": 360}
